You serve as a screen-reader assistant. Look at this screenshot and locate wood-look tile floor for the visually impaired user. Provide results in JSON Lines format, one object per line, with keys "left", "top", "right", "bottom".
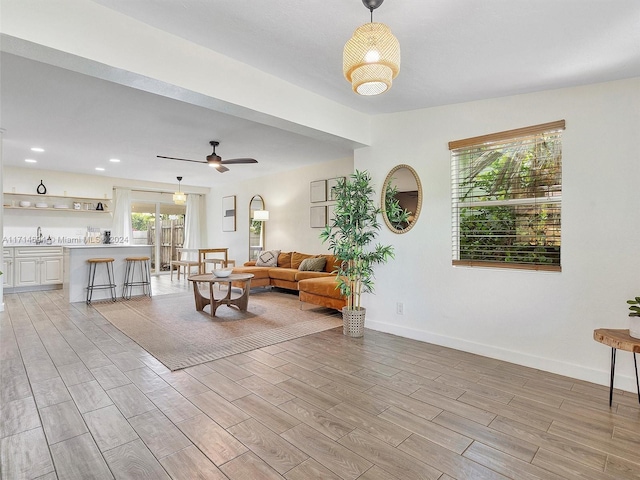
{"left": 2, "top": 281, "right": 639, "bottom": 479}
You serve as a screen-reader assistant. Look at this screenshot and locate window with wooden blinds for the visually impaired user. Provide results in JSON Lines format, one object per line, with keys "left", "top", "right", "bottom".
{"left": 450, "top": 121, "right": 565, "bottom": 271}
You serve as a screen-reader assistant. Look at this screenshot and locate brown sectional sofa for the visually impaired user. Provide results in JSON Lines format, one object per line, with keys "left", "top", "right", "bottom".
{"left": 298, "top": 276, "right": 347, "bottom": 311}
{"left": 232, "top": 251, "right": 346, "bottom": 310}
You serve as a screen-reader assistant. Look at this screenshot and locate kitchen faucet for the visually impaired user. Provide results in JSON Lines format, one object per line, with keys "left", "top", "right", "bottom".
{"left": 36, "top": 226, "right": 43, "bottom": 245}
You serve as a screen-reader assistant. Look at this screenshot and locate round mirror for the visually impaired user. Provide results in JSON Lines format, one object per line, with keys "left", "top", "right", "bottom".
{"left": 249, "top": 195, "right": 266, "bottom": 261}
{"left": 382, "top": 164, "right": 422, "bottom": 234}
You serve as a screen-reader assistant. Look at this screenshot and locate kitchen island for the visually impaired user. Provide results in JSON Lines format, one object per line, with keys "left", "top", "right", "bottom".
{"left": 63, "top": 245, "right": 152, "bottom": 303}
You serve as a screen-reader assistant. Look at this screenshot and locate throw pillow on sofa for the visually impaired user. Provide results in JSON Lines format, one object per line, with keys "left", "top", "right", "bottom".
{"left": 256, "top": 250, "right": 281, "bottom": 267}
{"left": 291, "top": 252, "right": 314, "bottom": 269}
{"left": 298, "top": 256, "right": 327, "bottom": 272}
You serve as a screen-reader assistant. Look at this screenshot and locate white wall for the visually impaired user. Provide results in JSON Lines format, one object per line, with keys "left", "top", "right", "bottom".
{"left": 359, "top": 78, "right": 640, "bottom": 391}
{"left": 205, "top": 157, "right": 354, "bottom": 265}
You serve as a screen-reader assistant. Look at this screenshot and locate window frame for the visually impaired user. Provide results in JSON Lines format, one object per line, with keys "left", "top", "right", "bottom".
{"left": 449, "top": 120, "right": 565, "bottom": 272}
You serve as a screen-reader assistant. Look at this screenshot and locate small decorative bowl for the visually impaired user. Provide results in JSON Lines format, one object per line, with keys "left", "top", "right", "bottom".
{"left": 212, "top": 268, "right": 233, "bottom": 278}
{"left": 19, "top": 201, "right": 31, "bottom": 207}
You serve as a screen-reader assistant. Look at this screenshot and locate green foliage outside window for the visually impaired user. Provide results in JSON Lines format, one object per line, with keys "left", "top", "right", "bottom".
{"left": 455, "top": 131, "right": 562, "bottom": 267}
{"left": 250, "top": 220, "right": 262, "bottom": 236}
{"left": 132, "top": 213, "right": 155, "bottom": 231}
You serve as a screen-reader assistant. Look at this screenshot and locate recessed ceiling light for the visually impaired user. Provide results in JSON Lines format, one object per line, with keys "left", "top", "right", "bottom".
{"left": 30, "top": 147, "right": 45, "bottom": 152}
{"left": 109, "top": 158, "right": 121, "bottom": 163}
{"left": 25, "top": 159, "right": 37, "bottom": 163}
{"left": 95, "top": 167, "right": 105, "bottom": 171}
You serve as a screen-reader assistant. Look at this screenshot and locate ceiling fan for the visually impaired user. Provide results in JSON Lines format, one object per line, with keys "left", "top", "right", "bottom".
{"left": 157, "top": 141, "right": 257, "bottom": 173}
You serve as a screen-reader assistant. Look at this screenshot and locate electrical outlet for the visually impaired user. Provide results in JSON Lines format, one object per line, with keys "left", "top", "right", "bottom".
{"left": 396, "top": 302, "right": 403, "bottom": 315}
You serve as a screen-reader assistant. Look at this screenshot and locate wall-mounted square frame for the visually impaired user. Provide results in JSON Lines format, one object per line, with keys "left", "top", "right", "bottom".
{"left": 222, "top": 195, "right": 236, "bottom": 232}
{"left": 327, "top": 177, "right": 344, "bottom": 201}
{"left": 310, "top": 206, "right": 327, "bottom": 228}
{"left": 327, "top": 204, "right": 336, "bottom": 224}
{"left": 310, "top": 180, "right": 327, "bottom": 203}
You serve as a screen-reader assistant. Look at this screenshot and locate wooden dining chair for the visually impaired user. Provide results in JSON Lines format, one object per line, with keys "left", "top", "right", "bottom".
{"left": 170, "top": 248, "right": 200, "bottom": 281}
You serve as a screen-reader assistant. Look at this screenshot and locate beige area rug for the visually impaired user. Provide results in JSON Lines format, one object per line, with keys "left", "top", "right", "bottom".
{"left": 91, "top": 289, "right": 342, "bottom": 371}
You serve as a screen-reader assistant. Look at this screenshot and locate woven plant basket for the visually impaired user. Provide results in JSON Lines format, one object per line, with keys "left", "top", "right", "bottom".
{"left": 342, "top": 307, "right": 366, "bottom": 338}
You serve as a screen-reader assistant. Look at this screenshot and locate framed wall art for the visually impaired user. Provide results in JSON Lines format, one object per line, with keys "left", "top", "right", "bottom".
{"left": 310, "top": 180, "right": 327, "bottom": 203}
{"left": 222, "top": 195, "right": 236, "bottom": 232}
{"left": 327, "top": 204, "right": 336, "bottom": 224}
{"left": 327, "top": 177, "right": 344, "bottom": 201}
{"left": 310, "top": 205, "right": 327, "bottom": 228}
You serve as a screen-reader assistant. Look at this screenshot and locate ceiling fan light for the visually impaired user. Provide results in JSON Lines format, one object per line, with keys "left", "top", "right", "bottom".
{"left": 343, "top": 22, "right": 400, "bottom": 96}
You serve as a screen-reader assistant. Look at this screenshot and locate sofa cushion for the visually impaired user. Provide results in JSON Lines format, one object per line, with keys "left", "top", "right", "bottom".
{"left": 278, "top": 251, "right": 292, "bottom": 268}
{"left": 232, "top": 266, "right": 272, "bottom": 279}
{"left": 256, "top": 249, "right": 280, "bottom": 267}
{"left": 295, "top": 271, "right": 335, "bottom": 281}
{"left": 267, "top": 267, "right": 298, "bottom": 282}
{"left": 298, "top": 276, "right": 345, "bottom": 300}
{"left": 291, "top": 252, "right": 314, "bottom": 269}
{"left": 323, "top": 255, "right": 341, "bottom": 273}
{"left": 298, "top": 256, "right": 327, "bottom": 272}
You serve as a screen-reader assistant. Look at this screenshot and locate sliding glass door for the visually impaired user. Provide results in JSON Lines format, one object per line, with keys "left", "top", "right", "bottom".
{"left": 131, "top": 201, "right": 185, "bottom": 274}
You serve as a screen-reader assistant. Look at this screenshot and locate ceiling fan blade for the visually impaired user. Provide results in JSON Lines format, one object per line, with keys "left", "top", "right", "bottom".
{"left": 157, "top": 155, "right": 207, "bottom": 164}
{"left": 220, "top": 158, "right": 258, "bottom": 165}
{"left": 213, "top": 164, "right": 230, "bottom": 173}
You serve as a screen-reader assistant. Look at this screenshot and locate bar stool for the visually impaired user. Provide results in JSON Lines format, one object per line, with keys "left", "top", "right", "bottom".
{"left": 122, "top": 256, "right": 152, "bottom": 300}
{"left": 86, "top": 258, "right": 117, "bottom": 304}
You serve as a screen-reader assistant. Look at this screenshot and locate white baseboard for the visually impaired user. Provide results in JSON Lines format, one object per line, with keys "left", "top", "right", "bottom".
{"left": 365, "top": 319, "right": 639, "bottom": 394}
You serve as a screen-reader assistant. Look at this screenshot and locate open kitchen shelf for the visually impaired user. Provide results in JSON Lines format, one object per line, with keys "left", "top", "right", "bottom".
{"left": 3, "top": 193, "right": 111, "bottom": 213}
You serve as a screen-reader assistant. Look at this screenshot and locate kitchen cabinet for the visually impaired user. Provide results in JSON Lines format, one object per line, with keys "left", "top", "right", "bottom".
{"left": 3, "top": 193, "right": 111, "bottom": 213}
{"left": 3, "top": 248, "right": 14, "bottom": 288}
{"left": 13, "top": 246, "right": 64, "bottom": 287}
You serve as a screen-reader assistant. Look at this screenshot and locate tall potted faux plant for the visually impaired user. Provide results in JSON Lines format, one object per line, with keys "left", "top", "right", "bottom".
{"left": 320, "top": 170, "right": 394, "bottom": 337}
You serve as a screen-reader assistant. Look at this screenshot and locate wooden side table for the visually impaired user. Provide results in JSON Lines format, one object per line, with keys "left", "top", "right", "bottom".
{"left": 593, "top": 328, "right": 640, "bottom": 406}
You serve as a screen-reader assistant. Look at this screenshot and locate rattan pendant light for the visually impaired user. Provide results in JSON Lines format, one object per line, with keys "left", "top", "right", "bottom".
{"left": 343, "top": 0, "right": 400, "bottom": 96}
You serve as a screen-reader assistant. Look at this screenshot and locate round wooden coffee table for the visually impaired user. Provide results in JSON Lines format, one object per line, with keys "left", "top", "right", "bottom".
{"left": 188, "top": 273, "right": 254, "bottom": 317}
